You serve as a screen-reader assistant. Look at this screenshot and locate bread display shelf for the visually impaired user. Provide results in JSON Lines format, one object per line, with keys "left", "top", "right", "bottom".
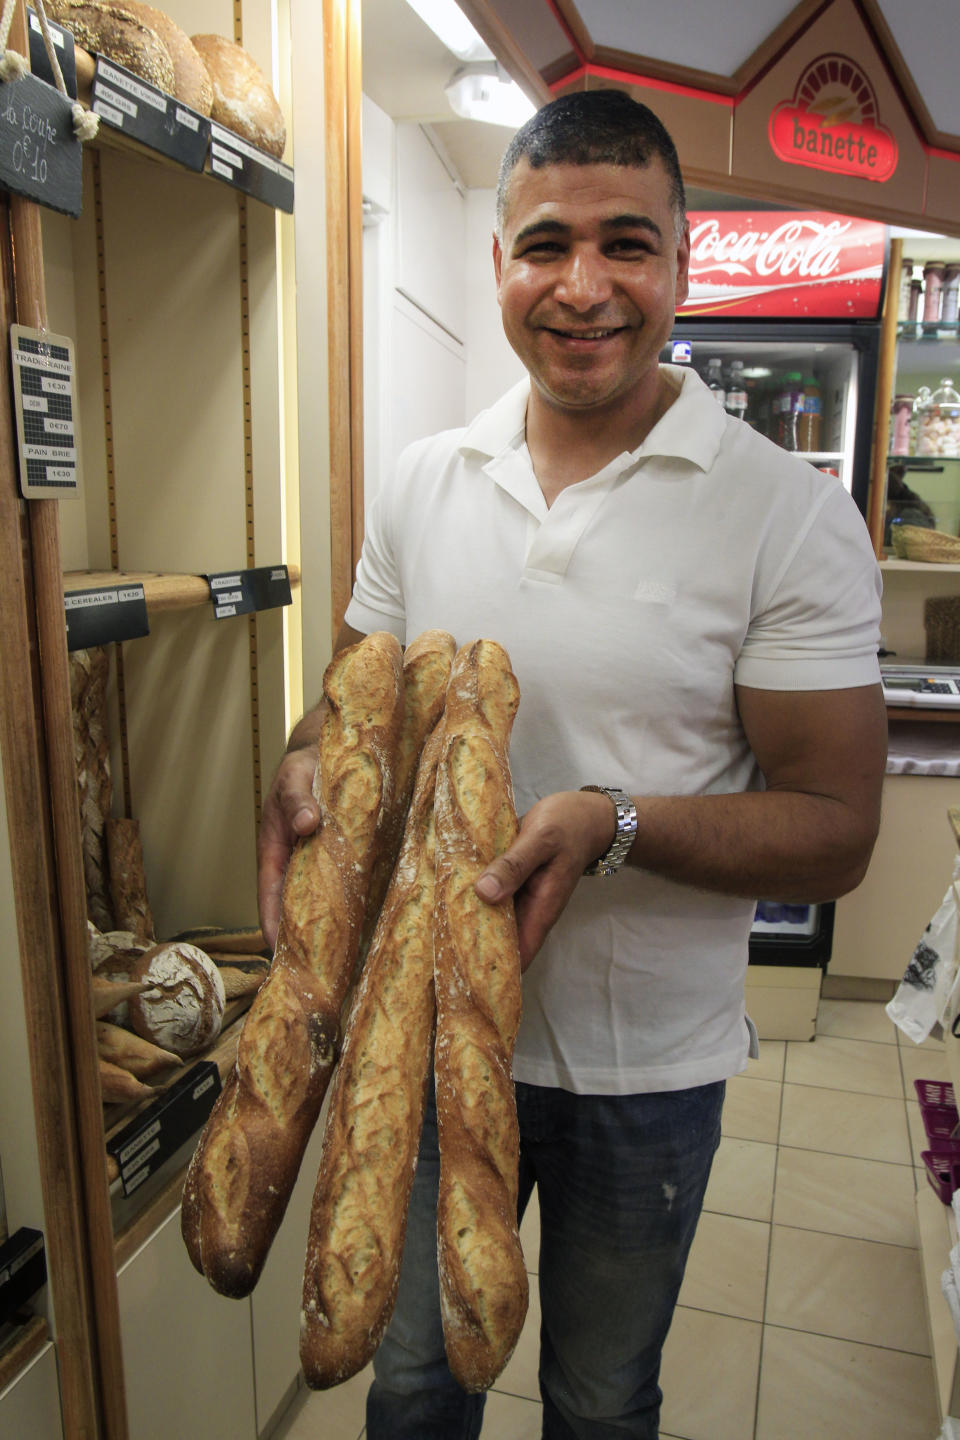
{"left": 63, "top": 565, "right": 301, "bottom": 614}
{"left": 0, "top": 1314, "right": 49, "bottom": 1395}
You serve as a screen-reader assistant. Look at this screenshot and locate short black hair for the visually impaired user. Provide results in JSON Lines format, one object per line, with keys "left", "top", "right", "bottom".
{"left": 496, "top": 90, "right": 686, "bottom": 239}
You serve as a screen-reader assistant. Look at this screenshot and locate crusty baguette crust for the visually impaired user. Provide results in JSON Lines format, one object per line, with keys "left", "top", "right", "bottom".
{"left": 433, "top": 640, "right": 527, "bottom": 1392}
{"left": 362, "top": 630, "right": 456, "bottom": 953}
{"left": 181, "top": 632, "right": 405, "bottom": 1297}
{"left": 300, "top": 723, "right": 445, "bottom": 1388}
{"left": 96, "top": 1020, "right": 180, "bottom": 1078}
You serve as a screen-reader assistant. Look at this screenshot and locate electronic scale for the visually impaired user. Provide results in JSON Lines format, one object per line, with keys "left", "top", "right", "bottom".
{"left": 881, "top": 661, "right": 960, "bottom": 708}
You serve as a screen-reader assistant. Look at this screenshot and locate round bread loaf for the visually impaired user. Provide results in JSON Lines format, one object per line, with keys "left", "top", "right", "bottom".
{"left": 128, "top": 942, "right": 226, "bottom": 1057}
{"left": 47, "top": 0, "right": 175, "bottom": 93}
{"left": 113, "top": 2, "right": 212, "bottom": 112}
{"left": 190, "top": 34, "right": 286, "bottom": 158}
{"left": 87, "top": 921, "right": 150, "bottom": 969}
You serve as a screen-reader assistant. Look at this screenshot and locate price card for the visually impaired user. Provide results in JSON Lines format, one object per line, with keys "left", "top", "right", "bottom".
{"left": 206, "top": 564, "right": 293, "bottom": 620}
{"left": 208, "top": 122, "right": 294, "bottom": 213}
{"left": 107, "top": 1062, "right": 221, "bottom": 1198}
{"left": 92, "top": 57, "right": 210, "bottom": 171}
{"left": 0, "top": 70, "right": 82, "bottom": 217}
{"left": 28, "top": 9, "right": 77, "bottom": 99}
{"left": 10, "top": 324, "right": 80, "bottom": 498}
{"left": 64, "top": 583, "right": 149, "bottom": 651}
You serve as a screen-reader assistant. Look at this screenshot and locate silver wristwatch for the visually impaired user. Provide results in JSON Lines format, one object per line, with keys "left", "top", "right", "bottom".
{"left": 580, "top": 786, "right": 638, "bottom": 877}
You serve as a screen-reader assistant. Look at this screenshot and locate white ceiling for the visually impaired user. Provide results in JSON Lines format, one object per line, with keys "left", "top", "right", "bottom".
{"left": 361, "top": 0, "right": 960, "bottom": 190}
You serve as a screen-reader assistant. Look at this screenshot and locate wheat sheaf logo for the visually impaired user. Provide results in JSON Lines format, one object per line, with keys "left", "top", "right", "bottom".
{"left": 768, "top": 54, "right": 898, "bottom": 182}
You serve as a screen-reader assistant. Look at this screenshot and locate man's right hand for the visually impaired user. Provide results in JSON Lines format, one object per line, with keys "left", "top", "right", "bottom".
{"left": 257, "top": 744, "right": 322, "bottom": 949}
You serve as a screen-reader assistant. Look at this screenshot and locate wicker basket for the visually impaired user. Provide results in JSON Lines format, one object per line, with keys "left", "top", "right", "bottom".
{"left": 897, "top": 525, "right": 960, "bottom": 564}
{"left": 925, "top": 595, "right": 960, "bottom": 663}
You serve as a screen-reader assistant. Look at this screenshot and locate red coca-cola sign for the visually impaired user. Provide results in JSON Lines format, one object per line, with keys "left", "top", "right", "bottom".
{"left": 679, "top": 211, "right": 885, "bottom": 318}
{"left": 768, "top": 55, "right": 899, "bottom": 185}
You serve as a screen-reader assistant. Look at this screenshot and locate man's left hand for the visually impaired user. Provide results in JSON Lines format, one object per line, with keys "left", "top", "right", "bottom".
{"left": 474, "top": 789, "right": 617, "bottom": 969}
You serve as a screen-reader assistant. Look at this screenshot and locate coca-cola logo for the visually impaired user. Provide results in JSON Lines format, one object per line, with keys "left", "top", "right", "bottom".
{"left": 768, "top": 54, "right": 898, "bottom": 183}
{"left": 688, "top": 217, "right": 850, "bottom": 280}
{"left": 679, "top": 210, "right": 885, "bottom": 318}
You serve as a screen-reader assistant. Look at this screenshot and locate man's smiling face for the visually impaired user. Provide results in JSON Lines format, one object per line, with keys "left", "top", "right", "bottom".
{"left": 493, "top": 158, "right": 690, "bottom": 421}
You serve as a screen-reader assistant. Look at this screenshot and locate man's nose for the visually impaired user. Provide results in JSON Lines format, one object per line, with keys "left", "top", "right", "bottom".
{"left": 553, "top": 248, "right": 613, "bottom": 310}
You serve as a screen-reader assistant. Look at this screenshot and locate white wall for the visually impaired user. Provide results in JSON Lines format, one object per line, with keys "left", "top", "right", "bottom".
{"left": 465, "top": 188, "right": 527, "bottom": 420}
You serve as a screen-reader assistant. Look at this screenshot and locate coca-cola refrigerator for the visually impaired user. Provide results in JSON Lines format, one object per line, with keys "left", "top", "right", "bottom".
{"left": 664, "top": 208, "right": 889, "bottom": 515}
{"left": 664, "top": 208, "right": 889, "bottom": 981}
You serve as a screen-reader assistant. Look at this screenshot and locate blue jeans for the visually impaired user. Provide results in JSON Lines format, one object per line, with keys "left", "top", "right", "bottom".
{"left": 367, "top": 1077, "right": 725, "bottom": 1439}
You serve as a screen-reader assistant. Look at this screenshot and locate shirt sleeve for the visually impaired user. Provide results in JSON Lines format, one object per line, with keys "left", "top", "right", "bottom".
{"left": 734, "top": 483, "right": 883, "bottom": 691}
{"left": 343, "top": 472, "right": 407, "bottom": 642}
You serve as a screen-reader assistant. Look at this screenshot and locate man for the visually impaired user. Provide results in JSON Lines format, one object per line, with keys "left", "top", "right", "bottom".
{"left": 260, "top": 91, "right": 887, "bottom": 1439}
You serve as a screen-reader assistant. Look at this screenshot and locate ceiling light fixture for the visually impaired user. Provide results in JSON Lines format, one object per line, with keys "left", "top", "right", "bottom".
{"left": 445, "top": 61, "right": 536, "bottom": 128}
{"left": 402, "top": 0, "right": 494, "bottom": 62}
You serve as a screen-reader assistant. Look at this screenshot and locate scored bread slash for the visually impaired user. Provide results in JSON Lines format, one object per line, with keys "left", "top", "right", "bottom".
{"left": 181, "top": 631, "right": 405, "bottom": 1298}
{"left": 300, "top": 721, "right": 446, "bottom": 1389}
{"left": 432, "top": 639, "right": 528, "bottom": 1392}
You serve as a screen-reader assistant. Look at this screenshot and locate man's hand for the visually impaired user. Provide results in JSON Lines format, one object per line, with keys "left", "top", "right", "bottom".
{"left": 474, "top": 789, "right": 617, "bottom": 969}
{"left": 257, "top": 745, "right": 322, "bottom": 949}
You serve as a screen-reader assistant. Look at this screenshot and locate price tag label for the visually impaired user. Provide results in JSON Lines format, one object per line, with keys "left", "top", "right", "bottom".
{"left": 10, "top": 324, "right": 81, "bottom": 498}
{"left": 208, "top": 122, "right": 293, "bottom": 213}
{"left": 107, "top": 1062, "right": 221, "bottom": 1198}
{"left": 92, "top": 57, "right": 210, "bottom": 171}
{"left": 64, "top": 583, "right": 149, "bottom": 651}
{"left": 0, "top": 71, "right": 82, "bottom": 217}
{"left": 206, "top": 564, "right": 292, "bottom": 620}
{"left": 28, "top": 9, "right": 77, "bottom": 99}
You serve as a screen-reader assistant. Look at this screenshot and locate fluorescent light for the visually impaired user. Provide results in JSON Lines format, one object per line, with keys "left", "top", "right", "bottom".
{"left": 402, "top": 0, "right": 494, "bottom": 62}
{"left": 445, "top": 62, "right": 536, "bottom": 128}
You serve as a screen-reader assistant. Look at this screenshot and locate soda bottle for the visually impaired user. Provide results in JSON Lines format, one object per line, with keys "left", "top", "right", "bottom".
{"left": 796, "top": 376, "right": 822, "bottom": 452}
{"left": 779, "top": 372, "right": 803, "bottom": 451}
{"left": 725, "top": 359, "right": 748, "bottom": 423}
{"left": 705, "top": 357, "right": 726, "bottom": 408}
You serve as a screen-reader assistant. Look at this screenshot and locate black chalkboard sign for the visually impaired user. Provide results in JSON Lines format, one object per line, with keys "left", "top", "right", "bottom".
{"left": 107, "top": 1062, "right": 221, "bottom": 1197}
{"left": 206, "top": 564, "right": 293, "bottom": 620}
{"left": 28, "top": 9, "right": 77, "bottom": 99}
{"left": 64, "top": 582, "right": 149, "bottom": 650}
{"left": 92, "top": 57, "right": 209, "bottom": 171}
{"left": 0, "top": 70, "right": 82, "bottom": 217}
{"left": 208, "top": 122, "right": 294, "bottom": 213}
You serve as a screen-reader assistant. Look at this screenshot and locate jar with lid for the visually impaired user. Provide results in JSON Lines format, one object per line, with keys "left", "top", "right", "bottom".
{"left": 898, "top": 257, "right": 914, "bottom": 321}
{"left": 942, "top": 265, "right": 960, "bottom": 327}
{"left": 890, "top": 394, "right": 913, "bottom": 456}
{"left": 908, "top": 277, "right": 923, "bottom": 323}
{"left": 917, "top": 378, "right": 960, "bottom": 458}
{"left": 923, "top": 262, "right": 945, "bottom": 324}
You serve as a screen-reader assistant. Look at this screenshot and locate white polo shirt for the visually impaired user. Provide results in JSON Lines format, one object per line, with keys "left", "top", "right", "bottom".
{"left": 346, "top": 365, "right": 882, "bottom": 1094}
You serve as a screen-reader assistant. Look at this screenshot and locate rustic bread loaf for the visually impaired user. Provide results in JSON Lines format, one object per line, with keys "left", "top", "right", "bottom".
{"left": 300, "top": 722, "right": 445, "bottom": 1388}
{"left": 113, "top": 2, "right": 212, "bottom": 111}
{"left": 190, "top": 33, "right": 285, "bottom": 158}
{"left": 105, "top": 816, "right": 154, "bottom": 944}
{"left": 48, "top": 1, "right": 175, "bottom": 92}
{"left": 127, "top": 942, "right": 226, "bottom": 1057}
{"left": 180, "top": 632, "right": 406, "bottom": 1298}
{"left": 433, "top": 639, "right": 527, "bottom": 1392}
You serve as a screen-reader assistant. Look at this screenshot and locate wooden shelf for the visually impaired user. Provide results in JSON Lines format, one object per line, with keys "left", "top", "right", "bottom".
{"left": 880, "top": 559, "right": 960, "bottom": 573}
{"left": 63, "top": 566, "right": 301, "bottom": 614}
{"left": 0, "top": 1315, "right": 49, "bottom": 1395}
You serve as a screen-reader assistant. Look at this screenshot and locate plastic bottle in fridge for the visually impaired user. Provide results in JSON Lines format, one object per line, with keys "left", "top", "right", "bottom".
{"left": 705, "top": 357, "right": 726, "bottom": 407}
{"left": 778, "top": 371, "right": 803, "bottom": 451}
{"left": 725, "top": 359, "right": 748, "bottom": 422}
{"left": 796, "top": 376, "right": 822, "bottom": 452}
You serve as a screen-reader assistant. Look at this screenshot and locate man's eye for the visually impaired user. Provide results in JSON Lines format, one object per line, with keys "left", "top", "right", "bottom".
{"left": 519, "top": 241, "right": 564, "bottom": 257}
{"left": 608, "top": 238, "right": 650, "bottom": 256}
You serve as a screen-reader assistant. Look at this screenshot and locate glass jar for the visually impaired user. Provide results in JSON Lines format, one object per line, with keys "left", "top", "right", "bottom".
{"left": 890, "top": 394, "right": 913, "bottom": 455}
{"left": 917, "top": 378, "right": 960, "bottom": 458}
{"left": 923, "top": 263, "right": 946, "bottom": 324}
{"left": 942, "top": 265, "right": 960, "bottom": 326}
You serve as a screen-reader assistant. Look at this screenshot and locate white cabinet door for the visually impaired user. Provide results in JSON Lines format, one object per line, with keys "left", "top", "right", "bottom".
{"left": 395, "top": 124, "right": 465, "bottom": 341}
{"left": 0, "top": 1345, "right": 63, "bottom": 1439}
{"left": 117, "top": 1207, "right": 257, "bottom": 1440}
{"left": 390, "top": 293, "right": 467, "bottom": 479}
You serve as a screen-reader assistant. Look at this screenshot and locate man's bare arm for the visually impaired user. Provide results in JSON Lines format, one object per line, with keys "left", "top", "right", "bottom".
{"left": 476, "top": 684, "right": 888, "bottom": 968}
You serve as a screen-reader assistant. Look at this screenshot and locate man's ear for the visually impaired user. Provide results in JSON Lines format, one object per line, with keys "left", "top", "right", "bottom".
{"left": 675, "top": 219, "right": 691, "bottom": 308}
{"left": 493, "top": 231, "right": 503, "bottom": 301}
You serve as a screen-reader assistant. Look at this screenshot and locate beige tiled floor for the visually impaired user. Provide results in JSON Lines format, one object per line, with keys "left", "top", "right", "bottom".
{"left": 275, "top": 999, "right": 946, "bottom": 1440}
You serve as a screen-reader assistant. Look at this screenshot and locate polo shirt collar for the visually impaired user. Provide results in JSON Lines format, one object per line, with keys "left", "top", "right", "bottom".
{"left": 458, "top": 364, "right": 726, "bottom": 477}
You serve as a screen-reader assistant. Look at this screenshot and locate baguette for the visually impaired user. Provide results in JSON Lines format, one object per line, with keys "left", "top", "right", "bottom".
{"left": 300, "top": 723, "right": 444, "bottom": 1387}
{"left": 98, "top": 1056, "right": 155, "bottom": 1105}
{"left": 181, "top": 632, "right": 405, "bottom": 1297}
{"left": 91, "top": 976, "right": 150, "bottom": 1019}
{"left": 362, "top": 629, "right": 456, "bottom": 951}
{"left": 96, "top": 1020, "right": 180, "bottom": 1079}
{"left": 433, "top": 639, "right": 527, "bottom": 1392}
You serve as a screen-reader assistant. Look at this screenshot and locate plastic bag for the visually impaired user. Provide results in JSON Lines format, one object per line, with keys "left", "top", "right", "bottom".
{"left": 887, "top": 856, "right": 960, "bottom": 1044}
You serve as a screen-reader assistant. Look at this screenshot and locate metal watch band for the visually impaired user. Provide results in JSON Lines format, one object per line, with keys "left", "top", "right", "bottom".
{"left": 580, "top": 785, "right": 638, "bottom": 877}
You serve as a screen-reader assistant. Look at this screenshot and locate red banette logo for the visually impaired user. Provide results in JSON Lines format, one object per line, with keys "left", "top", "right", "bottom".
{"left": 679, "top": 211, "right": 885, "bottom": 318}
{"left": 768, "top": 54, "right": 898, "bottom": 183}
